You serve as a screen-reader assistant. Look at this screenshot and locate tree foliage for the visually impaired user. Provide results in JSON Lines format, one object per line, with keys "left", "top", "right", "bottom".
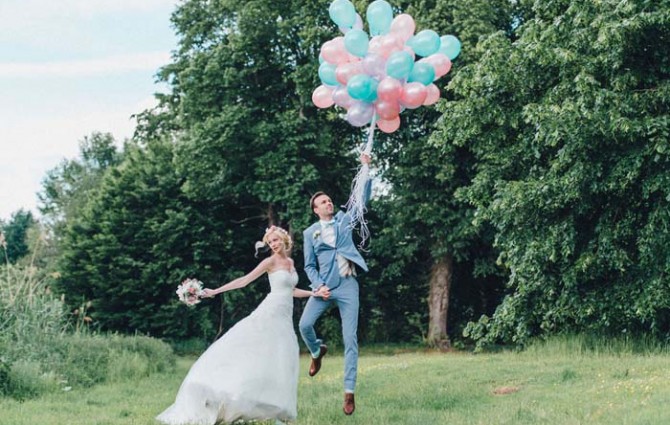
{"left": 51, "top": 0, "right": 670, "bottom": 349}
{"left": 0, "top": 210, "right": 36, "bottom": 264}
{"left": 58, "top": 139, "right": 217, "bottom": 339}
{"left": 433, "top": 0, "right": 670, "bottom": 346}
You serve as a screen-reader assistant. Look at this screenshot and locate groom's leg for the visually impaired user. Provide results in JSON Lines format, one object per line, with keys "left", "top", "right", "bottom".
{"left": 334, "top": 276, "right": 360, "bottom": 393}
{"left": 299, "top": 296, "right": 331, "bottom": 357}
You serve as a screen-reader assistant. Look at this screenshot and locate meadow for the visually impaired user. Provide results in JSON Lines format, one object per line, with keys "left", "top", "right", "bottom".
{"left": 1, "top": 338, "right": 668, "bottom": 425}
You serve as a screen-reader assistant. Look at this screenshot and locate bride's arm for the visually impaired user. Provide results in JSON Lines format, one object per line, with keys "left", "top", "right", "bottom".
{"left": 293, "top": 288, "right": 329, "bottom": 299}
{"left": 203, "top": 258, "right": 272, "bottom": 297}
{"left": 293, "top": 288, "right": 314, "bottom": 298}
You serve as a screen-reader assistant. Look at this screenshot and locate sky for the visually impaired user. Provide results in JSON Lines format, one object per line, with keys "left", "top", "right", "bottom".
{"left": 0, "top": 0, "right": 181, "bottom": 222}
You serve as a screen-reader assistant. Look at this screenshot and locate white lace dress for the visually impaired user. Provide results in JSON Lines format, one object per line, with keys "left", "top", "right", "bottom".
{"left": 157, "top": 270, "right": 299, "bottom": 424}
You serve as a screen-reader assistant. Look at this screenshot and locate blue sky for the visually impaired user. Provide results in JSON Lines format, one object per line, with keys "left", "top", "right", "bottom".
{"left": 0, "top": 0, "right": 180, "bottom": 221}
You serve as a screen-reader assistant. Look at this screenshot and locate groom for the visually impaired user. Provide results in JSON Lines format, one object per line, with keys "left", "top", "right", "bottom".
{"left": 299, "top": 153, "right": 372, "bottom": 416}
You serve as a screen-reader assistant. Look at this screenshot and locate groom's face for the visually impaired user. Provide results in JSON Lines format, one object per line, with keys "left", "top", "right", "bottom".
{"left": 313, "top": 194, "right": 334, "bottom": 218}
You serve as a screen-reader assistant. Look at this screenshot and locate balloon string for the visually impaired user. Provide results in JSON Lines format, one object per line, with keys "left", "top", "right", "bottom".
{"left": 345, "top": 115, "right": 376, "bottom": 249}
{"left": 363, "top": 114, "right": 376, "bottom": 155}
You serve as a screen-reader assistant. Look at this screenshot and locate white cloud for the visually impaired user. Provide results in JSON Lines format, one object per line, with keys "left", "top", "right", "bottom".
{"left": 0, "top": 0, "right": 180, "bottom": 54}
{"left": 0, "top": 0, "right": 178, "bottom": 23}
{"left": 0, "top": 51, "right": 171, "bottom": 78}
{"left": 0, "top": 93, "right": 163, "bottom": 222}
{"left": 0, "top": 0, "right": 179, "bottom": 222}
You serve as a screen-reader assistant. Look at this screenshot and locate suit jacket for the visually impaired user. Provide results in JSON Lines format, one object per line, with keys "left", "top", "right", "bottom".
{"left": 303, "top": 179, "right": 371, "bottom": 290}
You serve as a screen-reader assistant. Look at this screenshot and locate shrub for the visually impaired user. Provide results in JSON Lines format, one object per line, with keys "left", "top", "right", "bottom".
{"left": 0, "top": 262, "right": 176, "bottom": 399}
{"left": 5, "top": 360, "right": 60, "bottom": 400}
{"left": 0, "top": 357, "right": 10, "bottom": 396}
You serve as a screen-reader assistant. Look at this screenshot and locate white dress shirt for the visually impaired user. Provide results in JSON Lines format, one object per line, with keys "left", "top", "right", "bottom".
{"left": 320, "top": 220, "right": 355, "bottom": 277}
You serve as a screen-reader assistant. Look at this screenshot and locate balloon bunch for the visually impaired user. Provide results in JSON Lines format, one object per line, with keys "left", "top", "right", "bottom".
{"left": 311, "top": 0, "right": 461, "bottom": 134}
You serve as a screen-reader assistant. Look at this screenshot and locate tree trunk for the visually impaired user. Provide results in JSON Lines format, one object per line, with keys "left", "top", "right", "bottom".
{"left": 427, "top": 254, "right": 453, "bottom": 350}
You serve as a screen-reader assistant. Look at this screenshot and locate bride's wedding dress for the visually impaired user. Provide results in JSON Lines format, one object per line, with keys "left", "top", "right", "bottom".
{"left": 157, "top": 269, "right": 299, "bottom": 424}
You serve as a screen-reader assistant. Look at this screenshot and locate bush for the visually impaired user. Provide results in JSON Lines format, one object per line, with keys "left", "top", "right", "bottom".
{"left": 0, "top": 263, "right": 176, "bottom": 399}
{"left": 169, "top": 337, "right": 210, "bottom": 356}
{"left": 5, "top": 360, "right": 60, "bottom": 400}
{"left": 0, "top": 357, "right": 10, "bottom": 396}
{"left": 106, "top": 334, "right": 175, "bottom": 374}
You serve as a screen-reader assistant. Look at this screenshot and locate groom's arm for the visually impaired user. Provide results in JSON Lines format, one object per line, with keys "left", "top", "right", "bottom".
{"left": 303, "top": 229, "right": 325, "bottom": 291}
{"left": 361, "top": 153, "right": 373, "bottom": 207}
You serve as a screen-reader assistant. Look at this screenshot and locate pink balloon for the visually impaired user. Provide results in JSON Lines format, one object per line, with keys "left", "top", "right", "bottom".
{"left": 312, "top": 85, "right": 334, "bottom": 108}
{"left": 336, "top": 62, "right": 364, "bottom": 85}
{"left": 377, "top": 33, "right": 404, "bottom": 58}
{"left": 377, "top": 77, "right": 403, "bottom": 102}
{"left": 390, "top": 14, "right": 415, "bottom": 42}
{"left": 375, "top": 100, "right": 400, "bottom": 120}
{"left": 400, "top": 82, "right": 427, "bottom": 109}
{"left": 332, "top": 85, "right": 355, "bottom": 108}
{"left": 321, "top": 37, "right": 349, "bottom": 65}
{"left": 377, "top": 116, "right": 401, "bottom": 133}
{"left": 423, "top": 84, "right": 440, "bottom": 105}
{"left": 420, "top": 53, "right": 452, "bottom": 80}
{"left": 368, "top": 36, "right": 382, "bottom": 55}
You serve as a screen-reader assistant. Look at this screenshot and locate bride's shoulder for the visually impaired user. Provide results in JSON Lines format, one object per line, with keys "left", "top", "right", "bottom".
{"left": 258, "top": 256, "right": 276, "bottom": 271}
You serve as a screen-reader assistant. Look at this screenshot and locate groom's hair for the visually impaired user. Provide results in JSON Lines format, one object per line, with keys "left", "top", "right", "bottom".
{"left": 310, "top": 191, "right": 328, "bottom": 210}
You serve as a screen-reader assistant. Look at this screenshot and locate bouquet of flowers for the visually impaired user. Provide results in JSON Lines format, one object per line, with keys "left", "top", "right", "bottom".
{"left": 176, "top": 278, "right": 205, "bottom": 306}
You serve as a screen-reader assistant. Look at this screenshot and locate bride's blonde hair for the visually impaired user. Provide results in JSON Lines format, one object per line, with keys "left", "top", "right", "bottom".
{"left": 255, "top": 226, "right": 293, "bottom": 257}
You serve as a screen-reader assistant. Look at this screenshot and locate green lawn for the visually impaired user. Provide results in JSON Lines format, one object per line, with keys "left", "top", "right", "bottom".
{"left": 1, "top": 346, "right": 669, "bottom": 425}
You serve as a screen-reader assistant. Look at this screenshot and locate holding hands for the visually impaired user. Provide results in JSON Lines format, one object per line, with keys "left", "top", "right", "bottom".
{"left": 314, "top": 285, "right": 331, "bottom": 300}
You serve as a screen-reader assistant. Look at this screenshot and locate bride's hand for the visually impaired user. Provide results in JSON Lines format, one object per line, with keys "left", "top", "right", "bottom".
{"left": 201, "top": 288, "right": 216, "bottom": 298}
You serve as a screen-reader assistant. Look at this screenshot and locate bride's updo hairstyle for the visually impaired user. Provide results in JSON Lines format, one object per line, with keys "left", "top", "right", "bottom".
{"left": 255, "top": 226, "right": 293, "bottom": 257}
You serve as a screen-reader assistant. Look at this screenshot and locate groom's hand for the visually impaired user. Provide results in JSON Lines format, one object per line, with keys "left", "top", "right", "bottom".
{"left": 315, "top": 286, "right": 331, "bottom": 300}
{"left": 360, "top": 153, "right": 371, "bottom": 165}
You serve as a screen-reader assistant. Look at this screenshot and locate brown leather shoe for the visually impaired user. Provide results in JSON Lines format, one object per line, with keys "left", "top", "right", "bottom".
{"left": 308, "top": 344, "right": 328, "bottom": 377}
{"left": 343, "top": 393, "right": 355, "bottom": 415}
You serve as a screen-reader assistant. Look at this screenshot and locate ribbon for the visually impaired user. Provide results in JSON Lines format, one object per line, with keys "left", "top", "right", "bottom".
{"left": 344, "top": 115, "right": 376, "bottom": 248}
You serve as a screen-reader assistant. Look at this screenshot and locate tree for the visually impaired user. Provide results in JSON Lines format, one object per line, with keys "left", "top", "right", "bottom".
{"left": 133, "top": 0, "right": 377, "bottom": 338}
{"left": 38, "top": 132, "right": 122, "bottom": 270}
{"left": 361, "top": 0, "right": 514, "bottom": 348}
{"left": 40, "top": 132, "right": 121, "bottom": 226}
{"left": 58, "top": 139, "right": 217, "bottom": 338}
{"left": 0, "top": 210, "right": 36, "bottom": 263}
{"left": 431, "top": 0, "right": 670, "bottom": 346}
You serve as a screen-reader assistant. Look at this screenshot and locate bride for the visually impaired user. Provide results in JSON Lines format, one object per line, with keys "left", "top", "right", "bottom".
{"left": 157, "top": 226, "right": 328, "bottom": 425}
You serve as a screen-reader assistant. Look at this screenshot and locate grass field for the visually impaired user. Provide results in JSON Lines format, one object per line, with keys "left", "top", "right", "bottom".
{"left": 1, "top": 341, "right": 669, "bottom": 425}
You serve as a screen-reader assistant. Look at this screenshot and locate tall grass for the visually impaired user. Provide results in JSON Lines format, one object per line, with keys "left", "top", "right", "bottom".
{"left": 0, "top": 263, "right": 68, "bottom": 361}
{"left": 0, "top": 239, "right": 175, "bottom": 400}
{"left": 523, "top": 333, "right": 670, "bottom": 357}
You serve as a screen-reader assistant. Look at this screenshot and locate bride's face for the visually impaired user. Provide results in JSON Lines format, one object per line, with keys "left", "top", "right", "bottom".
{"left": 267, "top": 233, "right": 286, "bottom": 254}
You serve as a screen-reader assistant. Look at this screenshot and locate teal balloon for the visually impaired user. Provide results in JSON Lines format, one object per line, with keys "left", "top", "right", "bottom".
{"left": 318, "top": 62, "right": 338, "bottom": 86}
{"left": 329, "top": 0, "right": 356, "bottom": 28}
{"left": 318, "top": 53, "right": 325, "bottom": 64}
{"left": 347, "top": 74, "right": 374, "bottom": 100}
{"left": 439, "top": 35, "right": 462, "bottom": 60}
{"left": 385, "top": 51, "right": 414, "bottom": 80}
{"left": 363, "top": 78, "right": 379, "bottom": 102}
{"left": 410, "top": 30, "right": 441, "bottom": 57}
{"left": 344, "top": 29, "right": 369, "bottom": 58}
{"left": 366, "top": 0, "right": 393, "bottom": 36}
{"left": 407, "top": 62, "right": 435, "bottom": 85}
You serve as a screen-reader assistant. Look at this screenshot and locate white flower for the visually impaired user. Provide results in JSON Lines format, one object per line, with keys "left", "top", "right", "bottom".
{"left": 176, "top": 278, "right": 205, "bottom": 306}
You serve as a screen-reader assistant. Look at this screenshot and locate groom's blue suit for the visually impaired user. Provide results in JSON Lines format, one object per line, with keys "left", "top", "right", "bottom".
{"left": 299, "top": 179, "right": 371, "bottom": 393}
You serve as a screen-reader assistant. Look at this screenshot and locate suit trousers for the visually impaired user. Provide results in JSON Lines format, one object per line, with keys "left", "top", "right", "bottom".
{"left": 299, "top": 275, "right": 359, "bottom": 392}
